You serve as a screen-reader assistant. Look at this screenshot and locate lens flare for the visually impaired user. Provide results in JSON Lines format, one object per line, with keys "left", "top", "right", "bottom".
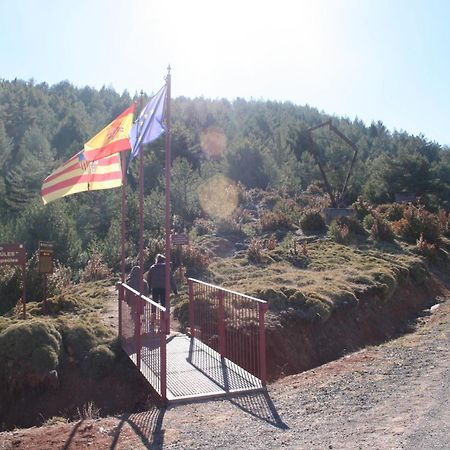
{"left": 200, "top": 126, "right": 227, "bottom": 159}
{"left": 198, "top": 175, "right": 238, "bottom": 218}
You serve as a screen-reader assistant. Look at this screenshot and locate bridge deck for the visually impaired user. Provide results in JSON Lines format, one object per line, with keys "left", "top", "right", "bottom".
{"left": 123, "top": 334, "right": 263, "bottom": 403}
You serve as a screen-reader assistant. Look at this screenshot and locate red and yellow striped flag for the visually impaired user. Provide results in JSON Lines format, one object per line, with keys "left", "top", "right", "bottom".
{"left": 41, "top": 151, "right": 122, "bottom": 205}
{"left": 82, "top": 103, "right": 136, "bottom": 162}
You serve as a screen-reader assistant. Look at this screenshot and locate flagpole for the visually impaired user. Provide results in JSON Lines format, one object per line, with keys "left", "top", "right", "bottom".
{"left": 121, "top": 151, "right": 127, "bottom": 284}
{"left": 138, "top": 91, "right": 145, "bottom": 293}
{"left": 164, "top": 66, "right": 172, "bottom": 334}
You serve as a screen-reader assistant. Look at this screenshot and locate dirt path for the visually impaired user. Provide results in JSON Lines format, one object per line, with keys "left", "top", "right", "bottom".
{"left": 1, "top": 293, "right": 448, "bottom": 449}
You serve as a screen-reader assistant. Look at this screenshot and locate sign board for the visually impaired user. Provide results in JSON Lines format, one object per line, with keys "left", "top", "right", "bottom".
{"left": 0, "top": 243, "right": 26, "bottom": 266}
{"left": 170, "top": 233, "right": 189, "bottom": 246}
{"left": 39, "top": 241, "right": 54, "bottom": 274}
{"left": 394, "top": 192, "right": 417, "bottom": 204}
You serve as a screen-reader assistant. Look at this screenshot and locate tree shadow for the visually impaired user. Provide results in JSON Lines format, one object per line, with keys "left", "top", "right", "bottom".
{"left": 109, "top": 406, "right": 166, "bottom": 450}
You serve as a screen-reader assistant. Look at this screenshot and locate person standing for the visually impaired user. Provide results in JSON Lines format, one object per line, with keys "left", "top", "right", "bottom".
{"left": 126, "top": 266, "right": 149, "bottom": 296}
{"left": 147, "top": 254, "right": 177, "bottom": 308}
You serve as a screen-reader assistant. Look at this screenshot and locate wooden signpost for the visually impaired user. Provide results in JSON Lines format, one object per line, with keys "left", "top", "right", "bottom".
{"left": 0, "top": 243, "right": 26, "bottom": 318}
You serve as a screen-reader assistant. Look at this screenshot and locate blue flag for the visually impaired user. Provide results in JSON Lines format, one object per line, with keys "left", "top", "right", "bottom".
{"left": 129, "top": 85, "right": 167, "bottom": 161}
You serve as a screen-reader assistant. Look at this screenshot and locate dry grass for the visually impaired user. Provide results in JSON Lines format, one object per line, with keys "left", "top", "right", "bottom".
{"left": 207, "top": 238, "right": 428, "bottom": 322}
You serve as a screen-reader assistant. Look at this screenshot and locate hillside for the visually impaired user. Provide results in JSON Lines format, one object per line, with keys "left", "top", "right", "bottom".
{"left": 0, "top": 78, "right": 449, "bottom": 441}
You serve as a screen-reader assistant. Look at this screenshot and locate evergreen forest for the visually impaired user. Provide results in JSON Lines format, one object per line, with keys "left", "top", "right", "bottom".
{"left": 0, "top": 78, "right": 449, "bottom": 275}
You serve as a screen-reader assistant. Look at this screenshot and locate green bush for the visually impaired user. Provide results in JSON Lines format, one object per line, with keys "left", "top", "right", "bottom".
{"left": 363, "top": 214, "right": 375, "bottom": 230}
{"left": 259, "top": 211, "right": 293, "bottom": 232}
{"left": 0, "top": 320, "right": 62, "bottom": 394}
{"left": 0, "top": 266, "right": 21, "bottom": 314}
{"left": 215, "top": 216, "right": 243, "bottom": 236}
{"left": 352, "top": 197, "right": 372, "bottom": 221}
{"left": 46, "top": 295, "right": 81, "bottom": 315}
{"left": 375, "top": 203, "right": 406, "bottom": 222}
{"left": 62, "top": 325, "right": 98, "bottom": 362}
{"left": 299, "top": 211, "right": 326, "bottom": 233}
{"left": 81, "top": 344, "right": 115, "bottom": 379}
{"left": 328, "top": 216, "right": 367, "bottom": 244}
{"left": 255, "top": 288, "right": 288, "bottom": 311}
{"left": 370, "top": 215, "right": 395, "bottom": 242}
{"left": 273, "top": 199, "right": 302, "bottom": 224}
{"left": 193, "top": 218, "right": 216, "bottom": 236}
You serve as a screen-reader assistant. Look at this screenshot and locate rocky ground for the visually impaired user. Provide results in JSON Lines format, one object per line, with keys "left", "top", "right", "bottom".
{"left": 1, "top": 292, "right": 448, "bottom": 450}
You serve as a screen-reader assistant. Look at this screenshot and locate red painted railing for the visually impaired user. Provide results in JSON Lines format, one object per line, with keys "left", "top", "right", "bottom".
{"left": 118, "top": 282, "right": 167, "bottom": 401}
{"left": 187, "top": 278, "right": 269, "bottom": 385}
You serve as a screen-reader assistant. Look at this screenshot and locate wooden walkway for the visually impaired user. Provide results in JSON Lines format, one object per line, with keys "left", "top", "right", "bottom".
{"left": 123, "top": 333, "right": 264, "bottom": 403}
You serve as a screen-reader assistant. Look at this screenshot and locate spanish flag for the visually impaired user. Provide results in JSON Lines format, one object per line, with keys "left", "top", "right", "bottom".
{"left": 41, "top": 151, "right": 122, "bottom": 205}
{"left": 82, "top": 103, "right": 136, "bottom": 162}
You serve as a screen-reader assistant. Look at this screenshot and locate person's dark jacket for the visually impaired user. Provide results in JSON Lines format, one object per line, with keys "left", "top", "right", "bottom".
{"left": 147, "top": 263, "right": 177, "bottom": 294}
{"left": 126, "top": 265, "right": 149, "bottom": 297}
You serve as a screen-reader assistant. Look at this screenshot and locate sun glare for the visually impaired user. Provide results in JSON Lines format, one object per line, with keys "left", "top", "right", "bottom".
{"left": 198, "top": 174, "right": 239, "bottom": 219}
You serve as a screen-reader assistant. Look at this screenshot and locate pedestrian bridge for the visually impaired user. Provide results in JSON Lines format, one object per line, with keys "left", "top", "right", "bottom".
{"left": 117, "top": 278, "right": 268, "bottom": 404}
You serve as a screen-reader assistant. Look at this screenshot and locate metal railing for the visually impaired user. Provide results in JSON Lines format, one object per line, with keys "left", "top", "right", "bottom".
{"left": 187, "top": 278, "right": 269, "bottom": 385}
{"left": 118, "top": 282, "right": 167, "bottom": 401}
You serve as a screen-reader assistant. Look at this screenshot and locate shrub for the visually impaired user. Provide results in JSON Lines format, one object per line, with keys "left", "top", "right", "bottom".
{"left": 254, "top": 288, "right": 288, "bottom": 312}
{"left": 193, "top": 218, "right": 216, "bottom": 236}
{"left": 375, "top": 203, "right": 406, "bottom": 222}
{"left": 81, "top": 344, "right": 115, "bottom": 379}
{"left": 299, "top": 211, "right": 326, "bottom": 233}
{"left": 81, "top": 251, "right": 112, "bottom": 282}
{"left": 247, "top": 238, "right": 264, "bottom": 263}
{"left": 328, "top": 216, "right": 367, "bottom": 244}
{"left": 391, "top": 205, "right": 441, "bottom": 244}
{"left": 415, "top": 233, "right": 440, "bottom": 262}
{"left": 352, "top": 196, "right": 372, "bottom": 221}
{"left": 438, "top": 209, "right": 449, "bottom": 237}
{"left": 48, "top": 263, "right": 73, "bottom": 295}
{"left": 144, "top": 237, "right": 165, "bottom": 268}
{"left": 370, "top": 215, "right": 395, "bottom": 242}
{"left": 46, "top": 295, "right": 81, "bottom": 315}
{"left": 363, "top": 214, "right": 375, "bottom": 230}
{"left": 273, "top": 198, "right": 303, "bottom": 224}
{"left": 0, "top": 320, "right": 62, "bottom": 395}
{"left": 173, "top": 245, "right": 210, "bottom": 278}
{"left": 259, "top": 211, "right": 293, "bottom": 232}
{"left": 215, "top": 217, "right": 243, "bottom": 236}
{"left": 62, "top": 325, "right": 99, "bottom": 362}
{"left": 0, "top": 266, "right": 21, "bottom": 314}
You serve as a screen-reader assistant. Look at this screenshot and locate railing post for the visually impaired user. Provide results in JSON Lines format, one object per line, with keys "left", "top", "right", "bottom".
{"left": 259, "top": 303, "right": 268, "bottom": 386}
{"left": 218, "top": 290, "right": 225, "bottom": 358}
{"left": 135, "top": 293, "right": 141, "bottom": 370}
{"left": 188, "top": 279, "right": 195, "bottom": 339}
{"left": 160, "top": 309, "right": 167, "bottom": 404}
{"left": 118, "top": 283, "right": 123, "bottom": 338}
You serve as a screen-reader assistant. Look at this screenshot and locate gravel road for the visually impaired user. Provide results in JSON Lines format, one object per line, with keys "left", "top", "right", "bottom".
{"left": 1, "top": 297, "right": 448, "bottom": 450}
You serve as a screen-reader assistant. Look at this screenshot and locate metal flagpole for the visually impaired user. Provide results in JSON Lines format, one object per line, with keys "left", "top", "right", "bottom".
{"left": 164, "top": 66, "right": 172, "bottom": 333}
{"left": 120, "top": 151, "right": 127, "bottom": 284}
{"left": 119, "top": 150, "right": 127, "bottom": 338}
{"left": 138, "top": 91, "right": 145, "bottom": 292}
{"left": 137, "top": 92, "right": 145, "bottom": 369}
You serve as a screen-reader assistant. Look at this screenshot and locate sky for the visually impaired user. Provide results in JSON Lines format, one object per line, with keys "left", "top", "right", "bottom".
{"left": 1, "top": 0, "right": 449, "bottom": 146}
